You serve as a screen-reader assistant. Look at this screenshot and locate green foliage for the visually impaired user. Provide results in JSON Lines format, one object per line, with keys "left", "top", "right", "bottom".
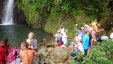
{"left": 44, "top": 15, "right": 62, "bottom": 33}
{"left": 17, "top": 0, "right": 108, "bottom": 18}
{"left": 50, "top": 8, "right": 58, "bottom": 16}
{"left": 61, "top": 2, "right": 71, "bottom": 14}
{"left": 69, "top": 40, "right": 113, "bottom": 64}
{"left": 16, "top": 0, "right": 109, "bottom": 35}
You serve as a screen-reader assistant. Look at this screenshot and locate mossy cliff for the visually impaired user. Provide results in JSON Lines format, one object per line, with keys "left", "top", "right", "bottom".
{"left": 16, "top": 0, "right": 112, "bottom": 36}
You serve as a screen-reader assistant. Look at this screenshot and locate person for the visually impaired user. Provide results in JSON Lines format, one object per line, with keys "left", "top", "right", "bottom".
{"left": 26, "top": 32, "right": 39, "bottom": 64}
{"left": 54, "top": 30, "right": 62, "bottom": 46}
{"left": 84, "top": 24, "right": 91, "bottom": 30}
{"left": 76, "top": 28, "right": 84, "bottom": 39}
{"left": 71, "top": 34, "right": 84, "bottom": 56}
{"left": 91, "top": 18, "right": 97, "bottom": 27}
{"left": 59, "top": 25, "right": 65, "bottom": 35}
{"left": 65, "top": 34, "right": 84, "bottom": 62}
{"left": 82, "top": 31, "right": 90, "bottom": 55}
{"left": 19, "top": 42, "right": 38, "bottom": 64}
{"left": 110, "top": 28, "right": 113, "bottom": 40}
{"left": 95, "top": 23, "right": 104, "bottom": 33}
{"left": 61, "top": 29, "right": 68, "bottom": 48}
{"left": 91, "top": 27, "right": 97, "bottom": 48}
{"left": 0, "top": 38, "right": 9, "bottom": 64}
{"left": 59, "top": 25, "right": 68, "bottom": 47}
{"left": 26, "top": 32, "right": 38, "bottom": 51}
{"left": 91, "top": 19, "right": 104, "bottom": 33}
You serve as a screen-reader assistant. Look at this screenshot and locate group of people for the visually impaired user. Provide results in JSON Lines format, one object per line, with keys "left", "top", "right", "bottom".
{"left": 1, "top": 18, "right": 113, "bottom": 64}
{"left": 54, "top": 25, "right": 69, "bottom": 48}
{"left": 0, "top": 32, "right": 38, "bottom": 64}
{"left": 54, "top": 19, "right": 105, "bottom": 57}
{"left": 69, "top": 19, "right": 105, "bottom": 57}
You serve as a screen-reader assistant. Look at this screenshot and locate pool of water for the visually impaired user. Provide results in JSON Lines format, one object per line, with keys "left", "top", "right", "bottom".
{"left": 0, "top": 24, "right": 53, "bottom": 48}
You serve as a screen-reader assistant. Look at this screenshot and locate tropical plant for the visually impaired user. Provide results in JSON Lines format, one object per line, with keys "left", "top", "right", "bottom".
{"left": 69, "top": 40, "right": 113, "bottom": 64}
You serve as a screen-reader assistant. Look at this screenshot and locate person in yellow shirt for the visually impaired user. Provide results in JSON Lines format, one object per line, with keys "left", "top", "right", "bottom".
{"left": 91, "top": 18, "right": 97, "bottom": 27}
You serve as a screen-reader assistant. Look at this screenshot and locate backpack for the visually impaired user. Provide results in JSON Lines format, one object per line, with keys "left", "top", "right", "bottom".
{"left": 56, "top": 34, "right": 62, "bottom": 42}
{"left": 6, "top": 47, "right": 20, "bottom": 63}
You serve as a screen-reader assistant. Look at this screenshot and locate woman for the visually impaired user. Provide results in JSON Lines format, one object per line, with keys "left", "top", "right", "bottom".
{"left": 26, "top": 32, "right": 38, "bottom": 64}
{"left": 67, "top": 33, "right": 84, "bottom": 58}
{"left": 71, "top": 34, "right": 84, "bottom": 56}
{"left": 26, "top": 32, "right": 38, "bottom": 51}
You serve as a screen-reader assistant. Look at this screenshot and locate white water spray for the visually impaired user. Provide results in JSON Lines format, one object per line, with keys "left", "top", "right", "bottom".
{"left": 2, "top": 0, "right": 14, "bottom": 25}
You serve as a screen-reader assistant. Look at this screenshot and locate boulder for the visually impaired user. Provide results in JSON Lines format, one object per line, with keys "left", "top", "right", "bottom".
{"left": 38, "top": 47, "right": 49, "bottom": 58}
{"left": 38, "top": 46, "right": 68, "bottom": 64}
{"left": 49, "top": 47, "right": 67, "bottom": 63}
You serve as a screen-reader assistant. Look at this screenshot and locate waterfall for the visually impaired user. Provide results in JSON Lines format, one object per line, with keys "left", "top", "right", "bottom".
{"left": 2, "top": 0, "right": 14, "bottom": 25}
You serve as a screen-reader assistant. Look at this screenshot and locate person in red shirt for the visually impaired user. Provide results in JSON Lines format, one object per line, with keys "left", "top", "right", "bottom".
{"left": 0, "top": 38, "right": 9, "bottom": 64}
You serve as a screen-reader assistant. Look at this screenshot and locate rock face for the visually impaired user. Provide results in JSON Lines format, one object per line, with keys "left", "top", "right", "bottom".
{"left": 13, "top": 2, "right": 26, "bottom": 24}
{"left": 0, "top": 0, "right": 5, "bottom": 23}
{"left": 38, "top": 47, "right": 68, "bottom": 64}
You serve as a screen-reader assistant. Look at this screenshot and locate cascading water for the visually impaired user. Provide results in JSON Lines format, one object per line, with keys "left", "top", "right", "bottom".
{"left": 1, "top": 0, "right": 14, "bottom": 25}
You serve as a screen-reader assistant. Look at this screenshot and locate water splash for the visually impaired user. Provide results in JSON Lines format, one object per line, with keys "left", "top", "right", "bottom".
{"left": 1, "top": 0, "right": 14, "bottom": 25}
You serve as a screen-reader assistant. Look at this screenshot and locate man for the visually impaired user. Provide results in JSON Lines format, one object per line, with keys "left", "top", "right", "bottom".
{"left": 19, "top": 42, "right": 38, "bottom": 64}
{"left": 82, "top": 31, "right": 90, "bottom": 55}
{"left": 0, "top": 38, "right": 9, "bottom": 64}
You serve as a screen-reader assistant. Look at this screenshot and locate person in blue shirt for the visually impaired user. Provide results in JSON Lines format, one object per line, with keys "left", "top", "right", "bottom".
{"left": 82, "top": 31, "right": 90, "bottom": 55}
{"left": 76, "top": 29, "right": 84, "bottom": 38}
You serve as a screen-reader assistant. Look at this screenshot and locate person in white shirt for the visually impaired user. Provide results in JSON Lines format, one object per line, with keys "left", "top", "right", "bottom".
{"left": 61, "top": 29, "right": 68, "bottom": 48}
{"left": 60, "top": 25, "right": 65, "bottom": 35}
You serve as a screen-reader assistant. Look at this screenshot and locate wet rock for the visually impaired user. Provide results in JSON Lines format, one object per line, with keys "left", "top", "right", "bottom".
{"left": 13, "top": 3, "right": 26, "bottom": 24}
{"left": 50, "top": 47, "right": 67, "bottom": 63}
{"left": 0, "top": 0, "right": 5, "bottom": 23}
{"left": 48, "top": 59, "right": 55, "bottom": 64}
{"left": 38, "top": 46, "right": 68, "bottom": 64}
{"left": 38, "top": 47, "right": 49, "bottom": 58}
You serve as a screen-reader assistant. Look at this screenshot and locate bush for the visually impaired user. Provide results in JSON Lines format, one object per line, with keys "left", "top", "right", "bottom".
{"left": 69, "top": 40, "right": 113, "bottom": 64}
